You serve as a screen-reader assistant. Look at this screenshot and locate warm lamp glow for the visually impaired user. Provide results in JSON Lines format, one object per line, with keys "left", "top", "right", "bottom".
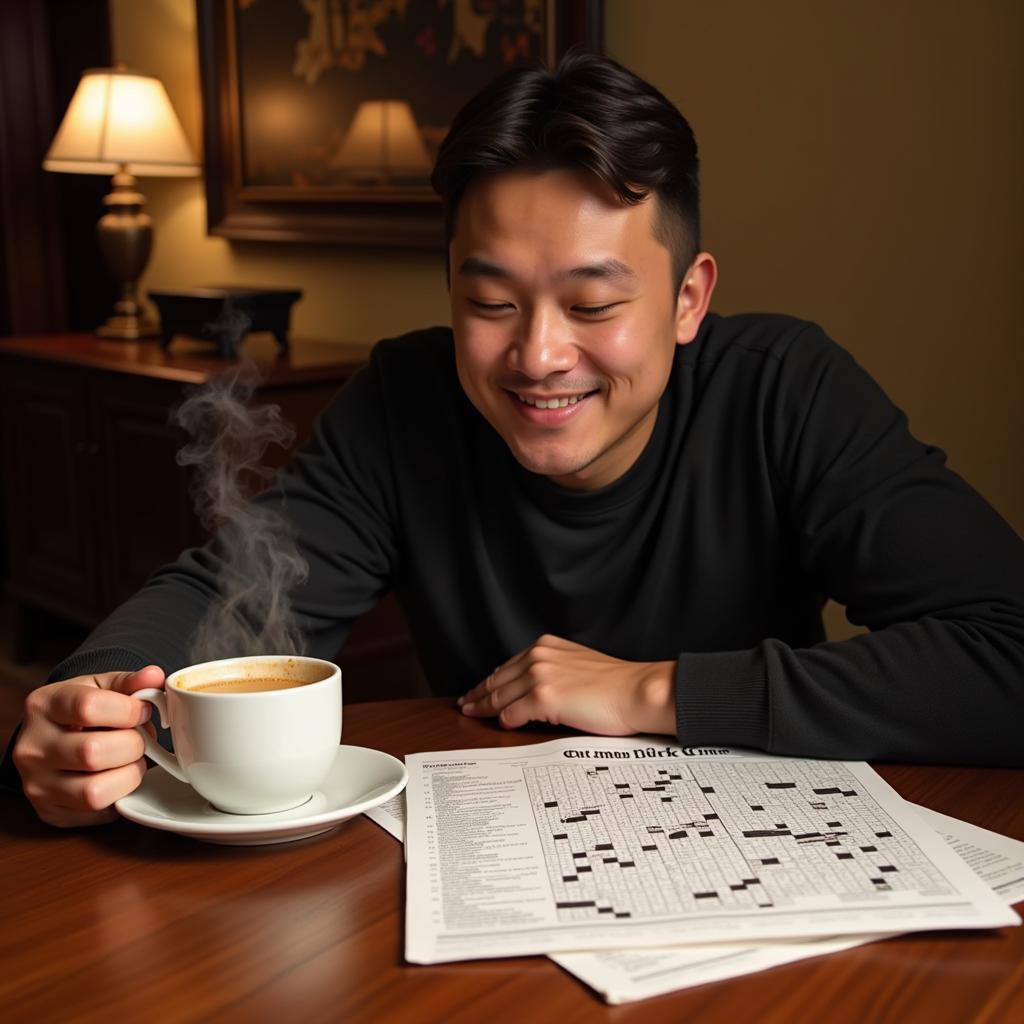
{"left": 331, "top": 100, "right": 431, "bottom": 182}
{"left": 42, "top": 67, "right": 199, "bottom": 340}
{"left": 44, "top": 68, "right": 198, "bottom": 176}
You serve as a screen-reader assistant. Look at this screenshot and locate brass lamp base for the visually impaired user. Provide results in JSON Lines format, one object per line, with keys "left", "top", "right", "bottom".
{"left": 95, "top": 167, "right": 157, "bottom": 342}
{"left": 97, "top": 314, "right": 160, "bottom": 340}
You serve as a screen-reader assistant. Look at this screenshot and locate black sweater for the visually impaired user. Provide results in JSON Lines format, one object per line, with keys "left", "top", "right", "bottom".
{"left": 14, "top": 313, "right": 1024, "bottom": 766}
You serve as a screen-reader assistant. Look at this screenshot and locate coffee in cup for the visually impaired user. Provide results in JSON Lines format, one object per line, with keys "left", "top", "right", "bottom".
{"left": 131, "top": 655, "right": 342, "bottom": 815}
{"left": 177, "top": 676, "right": 319, "bottom": 694}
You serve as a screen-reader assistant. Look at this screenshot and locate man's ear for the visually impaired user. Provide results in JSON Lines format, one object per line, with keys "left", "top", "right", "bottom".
{"left": 675, "top": 252, "right": 718, "bottom": 345}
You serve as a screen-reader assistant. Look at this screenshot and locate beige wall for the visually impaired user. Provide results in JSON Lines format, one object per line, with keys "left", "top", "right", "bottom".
{"left": 113, "top": 0, "right": 1021, "bottom": 548}
{"left": 607, "top": 0, "right": 1023, "bottom": 544}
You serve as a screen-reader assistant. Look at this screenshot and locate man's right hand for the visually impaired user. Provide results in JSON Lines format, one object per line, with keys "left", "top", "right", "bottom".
{"left": 12, "top": 665, "right": 164, "bottom": 828}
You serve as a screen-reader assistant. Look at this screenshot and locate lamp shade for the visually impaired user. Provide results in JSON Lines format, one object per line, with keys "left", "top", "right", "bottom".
{"left": 43, "top": 68, "right": 198, "bottom": 177}
{"left": 331, "top": 100, "right": 431, "bottom": 179}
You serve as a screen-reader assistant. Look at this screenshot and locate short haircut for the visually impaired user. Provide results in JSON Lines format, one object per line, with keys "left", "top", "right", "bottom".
{"left": 431, "top": 49, "right": 701, "bottom": 292}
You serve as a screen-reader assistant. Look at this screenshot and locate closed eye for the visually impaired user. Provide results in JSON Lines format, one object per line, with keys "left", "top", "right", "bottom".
{"left": 468, "top": 299, "right": 514, "bottom": 313}
{"left": 574, "top": 303, "right": 619, "bottom": 316}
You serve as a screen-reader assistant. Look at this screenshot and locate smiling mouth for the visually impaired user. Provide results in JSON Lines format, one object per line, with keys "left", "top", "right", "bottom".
{"left": 508, "top": 390, "right": 598, "bottom": 409}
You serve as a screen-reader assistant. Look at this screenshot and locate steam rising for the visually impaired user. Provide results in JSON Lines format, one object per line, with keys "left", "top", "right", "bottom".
{"left": 174, "top": 357, "right": 308, "bottom": 661}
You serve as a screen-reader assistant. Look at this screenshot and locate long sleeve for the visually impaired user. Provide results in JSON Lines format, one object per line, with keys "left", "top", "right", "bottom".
{"left": 44, "top": 356, "right": 401, "bottom": 685}
{"left": 677, "top": 324, "right": 1024, "bottom": 765}
{"left": 6, "top": 319, "right": 1022, "bottom": 778}
{"left": 1, "top": 354, "right": 403, "bottom": 798}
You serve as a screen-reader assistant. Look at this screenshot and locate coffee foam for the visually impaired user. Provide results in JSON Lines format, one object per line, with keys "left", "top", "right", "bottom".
{"left": 173, "top": 658, "right": 333, "bottom": 694}
{"left": 181, "top": 676, "right": 311, "bottom": 694}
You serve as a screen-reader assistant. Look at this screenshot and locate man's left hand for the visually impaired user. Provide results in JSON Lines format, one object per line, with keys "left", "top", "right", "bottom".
{"left": 458, "top": 635, "right": 676, "bottom": 735}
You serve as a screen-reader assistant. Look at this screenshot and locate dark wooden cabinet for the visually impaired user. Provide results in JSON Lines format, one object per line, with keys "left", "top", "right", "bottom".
{"left": 3, "top": 359, "right": 201, "bottom": 621}
{"left": 0, "top": 333, "right": 428, "bottom": 700}
{"left": 92, "top": 377, "right": 204, "bottom": 611}
{"left": 3, "top": 363, "right": 98, "bottom": 617}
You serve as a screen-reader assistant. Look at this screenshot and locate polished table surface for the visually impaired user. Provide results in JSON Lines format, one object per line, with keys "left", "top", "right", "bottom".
{"left": 2, "top": 698, "right": 1022, "bottom": 1022}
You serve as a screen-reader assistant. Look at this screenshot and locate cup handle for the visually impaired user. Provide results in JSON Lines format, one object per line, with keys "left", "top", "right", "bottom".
{"left": 132, "top": 687, "right": 188, "bottom": 784}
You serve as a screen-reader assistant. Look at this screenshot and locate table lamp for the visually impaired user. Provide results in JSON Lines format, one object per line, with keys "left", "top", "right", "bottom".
{"left": 43, "top": 66, "right": 199, "bottom": 340}
{"left": 330, "top": 100, "right": 431, "bottom": 186}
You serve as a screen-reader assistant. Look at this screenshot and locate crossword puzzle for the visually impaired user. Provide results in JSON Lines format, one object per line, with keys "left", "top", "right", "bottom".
{"left": 524, "top": 760, "right": 954, "bottom": 922}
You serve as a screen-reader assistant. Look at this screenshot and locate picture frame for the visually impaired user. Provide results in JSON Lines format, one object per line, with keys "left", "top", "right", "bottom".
{"left": 196, "top": 0, "right": 604, "bottom": 248}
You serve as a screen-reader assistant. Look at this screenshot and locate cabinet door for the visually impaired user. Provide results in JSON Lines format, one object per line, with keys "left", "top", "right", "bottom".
{"left": 0, "top": 361, "right": 100, "bottom": 620}
{"left": 92, "top": 376, "right": 206, "bottom": 612}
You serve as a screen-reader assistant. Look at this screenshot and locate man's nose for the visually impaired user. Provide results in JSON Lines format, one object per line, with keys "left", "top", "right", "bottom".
{"left": 507, "top": 308, "right": 577, "bottom": 380}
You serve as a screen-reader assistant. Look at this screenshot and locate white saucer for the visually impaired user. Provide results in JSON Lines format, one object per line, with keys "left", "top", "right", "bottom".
{"left": 115, "top": 744, "right": 407, "bottom": 846}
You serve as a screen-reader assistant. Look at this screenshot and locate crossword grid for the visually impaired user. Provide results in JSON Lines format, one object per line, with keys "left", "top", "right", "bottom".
{"left": 524, "top": 761, "right": 954, "bottom": 922}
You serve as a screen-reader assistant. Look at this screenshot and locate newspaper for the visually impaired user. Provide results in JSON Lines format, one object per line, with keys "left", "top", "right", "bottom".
{"left": 552, "top": 804, "right": 1024, "bottom": 1004}
{"left": 367, "top": 763, "right": 1024, "bottom": 1002}
{"left": 365, "top": 790, "right": 406, "bottom": 842}
{"left": 400, "top": 738, "right": 1019, "bottom": 965}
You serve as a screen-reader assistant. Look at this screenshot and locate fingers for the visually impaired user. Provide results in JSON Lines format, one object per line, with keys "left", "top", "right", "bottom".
{"left": 460, "top": 674, "right": 535, "bottom": 720}
{"left": 111, "top": 664, "right": 166, "bottom": 695}
{"left": 15, "top": 667, "right": 163, "bottom": 829}
{"left": 459, "top": 666, "right": 518, "bottom": 711}
{"left": 457, "top": 636, "right": 656, "bottom": 737}
{"left": 37, "top": 664, "right": 164, "bottom": 728}
{"left": 70, "top": 758, "right": 148, "bottom": 813}
{"left": 461, "top": 651, "right": 563, "bottom": 729}
{"left": 37, "top": 684, "right": 153, "bottom": 730}
{"left": 493, "top": 691, "right": 550, "bottom": 730}
{"left": 463, "top": 677, "right": 563, "bottom": 731}
{"left": 24, "top": 759, "right": 148, "bottom": 827}
{"left": 460, "top": 635, "right": 579, "bottom": 707}
{"left": 16, "top": 696, "right": 147, "bottom": 775}
{"left": 46, "top": 726, "right": 147, "bottom": 772}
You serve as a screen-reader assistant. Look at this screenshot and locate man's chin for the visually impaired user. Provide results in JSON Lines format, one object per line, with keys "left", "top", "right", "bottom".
{"left": 508, "top": 444, "right": 596, "bottom": 483}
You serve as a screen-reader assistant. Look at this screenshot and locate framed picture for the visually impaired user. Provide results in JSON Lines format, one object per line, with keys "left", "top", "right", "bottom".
{"left": 197, "top": 0, "right": 603, "bottom": 248}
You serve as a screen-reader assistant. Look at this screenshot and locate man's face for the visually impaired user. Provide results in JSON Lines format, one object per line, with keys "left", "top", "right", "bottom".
{"left": 449, "top": 168, "right": 703, "bottom": 490}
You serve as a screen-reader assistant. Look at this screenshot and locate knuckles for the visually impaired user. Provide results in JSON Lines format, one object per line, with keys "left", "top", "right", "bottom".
{"left": 77, "top": 733, "right": 143, "bottom": 774}
{"left": 10, "top": 738, "right": 36, "bottom": 773}
{"left": 22, "top": 780, "right": 46, "bottom": 804}
{"left": 525, "top": 657, "right": 554, "bottom": 682}
{"left": 80, "top": 776, "right": 108, "bottom": 812}
{"left": 23, "top": 687, "right": 48, "bottom": 720}
{"left": 78, "top": 735, "right": 106, "bottom": 772}
{"left": 70, "top": 688, "right": 104, "bottom": 725}
{"left": 530, "top": 679, "right": 557, "bottom": 708}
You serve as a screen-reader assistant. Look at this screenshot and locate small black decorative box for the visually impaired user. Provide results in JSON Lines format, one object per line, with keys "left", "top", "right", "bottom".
{"left": 148, "top": 286, "right": 303, "bottom": 358}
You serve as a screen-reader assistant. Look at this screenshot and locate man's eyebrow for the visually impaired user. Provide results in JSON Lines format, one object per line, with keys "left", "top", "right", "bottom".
{"left": 561, "top": 259, "right": 639, "bottom": 283}
{"left": 456, "top": 256, "right": 510, "bottom": 279}
{"left": 456, "top": 256, "right": 639, "bottom": 283}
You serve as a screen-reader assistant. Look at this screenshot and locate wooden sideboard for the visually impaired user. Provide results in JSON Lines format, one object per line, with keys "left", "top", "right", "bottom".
{"left": 0, "top": 332, "right": 428, "bottom": 701}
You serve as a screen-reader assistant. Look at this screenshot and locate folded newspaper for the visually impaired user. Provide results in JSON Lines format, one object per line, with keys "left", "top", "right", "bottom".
{"left": 365, "top": 737, "right": 1023, "bottom": 1003}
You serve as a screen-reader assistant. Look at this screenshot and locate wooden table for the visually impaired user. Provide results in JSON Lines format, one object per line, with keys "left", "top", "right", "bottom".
{"left": 2, "top": 699, "right": 1022, "bottom": 1022}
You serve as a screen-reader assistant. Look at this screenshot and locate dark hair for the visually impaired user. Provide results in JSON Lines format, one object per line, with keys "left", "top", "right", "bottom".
{"left": 431, "top": 49, "right": 701, "bottom": 291}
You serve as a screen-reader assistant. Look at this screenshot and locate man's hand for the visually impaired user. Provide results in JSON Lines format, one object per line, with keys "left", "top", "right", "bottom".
{"left": 458, "top": 635, "right": 676, "bottom": 735}
{"left": 12, "top": 666, "right": 164, "bottom": 828}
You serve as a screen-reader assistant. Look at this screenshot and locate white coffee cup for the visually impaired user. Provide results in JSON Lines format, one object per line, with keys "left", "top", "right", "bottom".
{"left": 132, "top": 655, "right": 342, "bottom": 815}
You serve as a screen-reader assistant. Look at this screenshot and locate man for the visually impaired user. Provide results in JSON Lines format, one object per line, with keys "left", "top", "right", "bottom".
{"left": 6, "top": 52, "right": 1024, "bottom": 828}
